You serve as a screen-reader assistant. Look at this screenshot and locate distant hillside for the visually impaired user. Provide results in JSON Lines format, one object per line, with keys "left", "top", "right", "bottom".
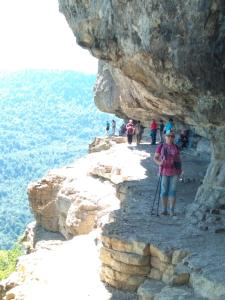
{"left": 0, "top": 70, "right": 121, "bottom": 249}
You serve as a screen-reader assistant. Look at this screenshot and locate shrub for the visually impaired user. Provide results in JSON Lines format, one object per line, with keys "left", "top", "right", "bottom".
{"left": 0, "top": 243, "right": 23, "bottom": 280}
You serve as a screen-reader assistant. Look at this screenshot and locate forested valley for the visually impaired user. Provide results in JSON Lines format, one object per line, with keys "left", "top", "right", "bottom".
{"left": 0, "top": 70, "right": 121, "bottom": 249}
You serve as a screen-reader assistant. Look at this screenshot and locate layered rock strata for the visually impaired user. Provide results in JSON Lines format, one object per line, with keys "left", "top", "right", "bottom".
{"left": 28, "top": 138, "right": 148, "bottom": 240}
{"left": 58, "top": 0, "right": 225, "bottom": 225}
{"left": 100, "top": 235, "right": 190, "bottom": 291}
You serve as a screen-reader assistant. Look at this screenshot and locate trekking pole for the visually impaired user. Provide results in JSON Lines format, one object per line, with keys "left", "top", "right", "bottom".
{"left": 156, "top": 175, "right": 162, "bottom": 216}
{"left": 150, "top": 174, "right": 161, "bottom": 215}
{"left": 156, "top": 164, "right": 164, "bottom": 216}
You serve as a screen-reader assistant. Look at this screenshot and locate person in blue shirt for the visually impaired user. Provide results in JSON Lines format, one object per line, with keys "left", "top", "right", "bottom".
{"left": 164, "top": 118, "right": 174, "bottom": 133}
{"left": 106, "top": 121, "right": 110, "bottom": 136}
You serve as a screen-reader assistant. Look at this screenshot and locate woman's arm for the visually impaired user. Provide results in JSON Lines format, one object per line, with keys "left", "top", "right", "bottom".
{"left": 154, "top": 153, "right": 163, "bottom": 166}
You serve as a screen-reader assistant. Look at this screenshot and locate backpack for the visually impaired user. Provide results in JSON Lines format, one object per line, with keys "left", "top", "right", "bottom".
{"left": 127, "top": 125, "right": 134, "bottom": 135}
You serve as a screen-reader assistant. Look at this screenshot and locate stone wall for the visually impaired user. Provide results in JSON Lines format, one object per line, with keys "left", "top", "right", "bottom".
{"left": 100, "top": 235, "right": 189, "bottom": 291}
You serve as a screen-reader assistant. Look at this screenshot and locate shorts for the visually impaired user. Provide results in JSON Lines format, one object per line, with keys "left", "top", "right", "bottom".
{"left": 160, "top": 175, "right": 178, "bottom": 198}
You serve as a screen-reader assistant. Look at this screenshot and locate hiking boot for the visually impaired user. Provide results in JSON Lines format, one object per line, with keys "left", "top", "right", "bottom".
{"left": 170, "top": 211, "right": 176, "bottom": 217}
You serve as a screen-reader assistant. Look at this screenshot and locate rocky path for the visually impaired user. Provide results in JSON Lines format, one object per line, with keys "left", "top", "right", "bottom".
{"left": 113, "top": 142, "right": 208, "bottom": 229}
{"left": 2, "top": 140, "right": 225, "bottom": 300}
{"left": 100, "top": 143, "right": 225, "bottom": 299}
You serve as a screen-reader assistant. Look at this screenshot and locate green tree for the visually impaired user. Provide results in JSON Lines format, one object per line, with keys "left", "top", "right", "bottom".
{"left": 0, "top": 244, "right": 23, "bottom": 280}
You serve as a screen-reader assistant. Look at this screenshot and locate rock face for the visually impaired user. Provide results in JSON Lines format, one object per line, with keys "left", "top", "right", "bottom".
{"left": 28, "top": 158, "right": 119, "bottom": 240}
{"left": 3, "top": 141, "right": 225, "bottom": 300}
{"left": 58, "top": 0, "right": 225, "bottom": 223}
{"left": 27, "top": 137, "right": 147, "bottom": 239}
{"left": 89, "top": 136, "right": 127, "bottom": 153}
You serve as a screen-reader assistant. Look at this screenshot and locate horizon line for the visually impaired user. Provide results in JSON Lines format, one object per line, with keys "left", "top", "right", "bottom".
{"left": 0, "top": 67, "right": 98, "bottom": 75}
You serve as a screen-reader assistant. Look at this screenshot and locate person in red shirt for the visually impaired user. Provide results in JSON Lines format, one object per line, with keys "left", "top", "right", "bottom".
{"left": 150, "top": 119, "right": 158, "bottom": 145}
{"left": 126, "top": 120, "right": 135, "bottom": 144}
{"left": 153, "top": 130, "right": 182, "bottom": 216}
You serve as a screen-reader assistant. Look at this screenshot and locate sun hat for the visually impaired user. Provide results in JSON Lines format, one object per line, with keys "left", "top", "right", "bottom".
{"left": 165, "top": 129, "right": 175, "bottom": 136}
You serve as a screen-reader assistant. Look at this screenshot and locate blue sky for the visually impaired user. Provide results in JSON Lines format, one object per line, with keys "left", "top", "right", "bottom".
{"left": 0, "top": 0, "right": 98, "bottom": 74}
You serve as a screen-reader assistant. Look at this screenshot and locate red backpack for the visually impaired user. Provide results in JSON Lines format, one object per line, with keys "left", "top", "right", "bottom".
{"left": 127, "top": 125, "right": 134, "bottom": 135}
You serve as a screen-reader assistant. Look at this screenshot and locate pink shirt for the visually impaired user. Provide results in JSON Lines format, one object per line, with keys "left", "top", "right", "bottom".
{"left": 156, "top": 143, "right": 182, "bottom": 176}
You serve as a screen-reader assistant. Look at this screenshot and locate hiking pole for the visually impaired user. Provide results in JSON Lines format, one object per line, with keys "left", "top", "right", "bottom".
{"left": 156, "top": 164, "right": 164, "bottom": 216}
{"left": 156, "top": 175, "right": 162, "bottom": 216}
{"left": 150, "top": 174, "right": 161, "bottom": 215}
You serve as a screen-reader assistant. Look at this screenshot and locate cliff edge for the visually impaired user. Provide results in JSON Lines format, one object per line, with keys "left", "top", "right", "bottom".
{"left": 1, "top": 138, "right": 225, "bottom": 299}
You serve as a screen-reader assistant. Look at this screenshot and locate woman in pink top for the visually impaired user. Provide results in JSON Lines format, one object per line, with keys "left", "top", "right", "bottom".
{"left": 126, "top": 120, "right": 135, "bottom": 144}
{"left": 153, "top": 130, "right": 182, "bottom": 216}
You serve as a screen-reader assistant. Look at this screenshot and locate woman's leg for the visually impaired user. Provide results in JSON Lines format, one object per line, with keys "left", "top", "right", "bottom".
{"left": 150, "top": 131, "right": 153, "bottom": 144}
{"left": 127, "top": 134, "right": 132, "bottom": 144}
{"left": 160, "top": 175, "right": 169, "bottom": 214}
{"left": 168, "top": 175, "right": 178, "bottom": 215}
{"left": 130, "top": 134, "right": 133, "bottom": 144}
{"left": 160, "top": 131, "right": 163, "bottom": 143}
{"left": 151, "top": 131, "right": 156, "bottom": 144}
{"left": 136, "top": 134, "right": 138, "bottom": 145}
{"left": 153, "top": 131, "right": 157, "bottom": 144}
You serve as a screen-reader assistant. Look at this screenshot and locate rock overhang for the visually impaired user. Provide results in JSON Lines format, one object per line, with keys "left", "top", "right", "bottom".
{"left": 58, "top": 0, "right": 225, "bottom": 142}
{"left": 58, "top": 0, "right": 225, "bottom": 229}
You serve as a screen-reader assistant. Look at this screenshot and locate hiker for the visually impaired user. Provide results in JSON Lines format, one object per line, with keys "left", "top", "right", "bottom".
{"left": 164, "top": 118, "right": 174, "bottom": 133}
{"left": 106, "top": 121, "right": 110, "bottom": 136}
{"left": 153, "top": 129, "right": 182, "bottom": 216}
{"left": 140, "top": 123, "right": 145, "bottom": 142}
{"left": 111, "top": 119, "right": 116, "bottom": 135}
{"left": 119, "top": 123, "right": 126, "bottom": 136}
{"left": 150, "top": 119, "right": 158, "bottom": 145}
{"left": 159, "top": 119, "right": 164, "bottom": 144}
{"left": 126, "top": 120, "right": 135, "bottom": 144}
{"left": 135, "top": 120, "right": 144, "bottom": 145}
{"left": 179, "top": 129, "right": 189, "bottom": 149}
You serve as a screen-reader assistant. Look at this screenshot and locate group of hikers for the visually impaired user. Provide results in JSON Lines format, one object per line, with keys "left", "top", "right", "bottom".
{"left": 106, "top": 119, "right": 116, "bottom": 136}
{"left": 105, "top": 119, "right": 145, "bottom": 145}
{"left": 150, "top": 118, "right": 190, "bottom": 150}
{"left": 123, "top": 120, "right": 145, "bottom": 145}
{"left": 150, "top": 118, "right": 175, "bottom": 145}
{"left": 105, "top": 117, "right": 189, "bottom": 217}
{"left": 106, "top": 118, "right": 190, "bottom": 151}
{"left": 115, "top": 117, "right": 185, "bottom": 217}
{"left": 121, "top": 118, "right": 189, "bottom": 150}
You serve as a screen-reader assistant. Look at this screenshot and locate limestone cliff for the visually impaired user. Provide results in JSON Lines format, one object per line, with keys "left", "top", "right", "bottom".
{"left": 58, "top": 0, "right": 225, "bottom": 225}
{"left": 2, "top": 139, "right": 225, "bottom": 300}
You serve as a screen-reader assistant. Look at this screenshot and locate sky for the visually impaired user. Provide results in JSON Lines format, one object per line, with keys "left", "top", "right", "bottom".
{"left": 0, "top": 0, "right": 98, "bottom": 74}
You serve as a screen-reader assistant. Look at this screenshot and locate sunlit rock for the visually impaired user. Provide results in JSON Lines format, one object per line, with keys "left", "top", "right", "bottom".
{"left": 59, "top": 0, "right": 225, "bottom": 225}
